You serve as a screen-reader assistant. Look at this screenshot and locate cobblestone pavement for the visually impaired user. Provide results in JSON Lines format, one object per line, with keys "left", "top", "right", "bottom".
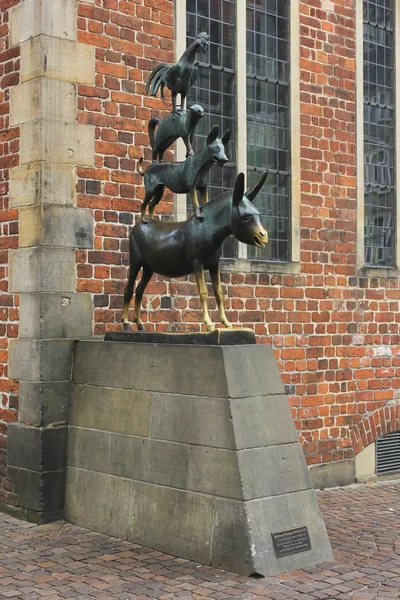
{"left": 1, "top": 481, "right": 400, "bottom": 600}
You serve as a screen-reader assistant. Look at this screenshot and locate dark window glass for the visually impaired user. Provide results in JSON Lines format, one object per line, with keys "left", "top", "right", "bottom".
{"left": 246, "top": 0, "right": 290, "bottom": 261}
{"left": 363, "top": 0, "right": 395, "bottom": 267}
{"left": 186, "top": 0, "right": 237, "bottom": 258}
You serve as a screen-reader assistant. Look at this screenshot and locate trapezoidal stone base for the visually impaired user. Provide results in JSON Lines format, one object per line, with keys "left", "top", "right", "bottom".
{"left": 65, "top": 340, "right": 333, "bottom": 576}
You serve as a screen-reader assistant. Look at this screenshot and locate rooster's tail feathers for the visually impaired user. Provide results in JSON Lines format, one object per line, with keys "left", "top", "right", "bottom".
{"left": 146, "top": 63, "right": 169, "bottom": 96}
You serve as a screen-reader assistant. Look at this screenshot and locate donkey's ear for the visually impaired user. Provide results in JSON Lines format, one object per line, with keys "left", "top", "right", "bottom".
{"left": 206, "top": 125, "right": 219, "bottom": 144}
{"left": 221, "top": 129, "right": 231, "bottom": 146}
{"left": 233, "top": 172, "right": 245, "bottom": 207}
{"left": 245, "top": 170, "right": 268, "bottom": 203}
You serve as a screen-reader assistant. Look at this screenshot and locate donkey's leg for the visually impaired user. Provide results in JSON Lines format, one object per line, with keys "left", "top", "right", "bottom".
{"left": 193, "top": 260, "right": 214, "bottom": 332}
{"left": 133, "top": 264, "right": 154, "bottom": 330}
{"left": 121, "top": 258, "right": 142, "bottom": 332}
{"left": 141, "top": 189, "right": 154, "bottom": 222}
{"left": 189, "top": 185, "right": 204, "bottom": 220}
{"left": 148, "top": 186, "right": 164, "bottom": 220}
{"left": 198, "top": 186, "right": 209, "bottom": 206}
{"left": 209, "top": 264, "right": 231, "bottom": 328}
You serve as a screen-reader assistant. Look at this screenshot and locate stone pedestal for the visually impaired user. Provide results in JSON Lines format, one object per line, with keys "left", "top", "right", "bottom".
{"left": 65, "top": 340, "right": 333, "bottom": 576}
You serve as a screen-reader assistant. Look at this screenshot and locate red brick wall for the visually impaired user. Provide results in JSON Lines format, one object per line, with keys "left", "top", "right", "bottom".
{"left": 74, "top": 0, "right": 400, "bottom": 468}
{"left": 0, "top": 0, "right": 20, "bottom": 506}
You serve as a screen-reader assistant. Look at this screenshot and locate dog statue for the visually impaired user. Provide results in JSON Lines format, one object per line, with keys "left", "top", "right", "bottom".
{"left": 148, "top": 104, "right": 204, "bottom": 162}
{"left": 138, "top": 125, "right": 231, "bottom": 222}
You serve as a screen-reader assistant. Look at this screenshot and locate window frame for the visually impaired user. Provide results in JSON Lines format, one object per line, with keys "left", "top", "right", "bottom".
{"left": 357, "top": 0, "right": 400, "bottom": 276}
{"left": 174, "top": 0, "right": 300, "bottom": 273}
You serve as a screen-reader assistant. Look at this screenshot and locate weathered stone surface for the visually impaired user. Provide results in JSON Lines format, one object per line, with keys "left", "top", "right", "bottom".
{"left": 70, "top": 385, "right": 152, "bottom": 437}
{"left": 7, "top": 424, "right": 68, "bottom": 471}
{"left": 151, "top": 394, "right": 234, "bottom": 448}
{"left": 68, "top": 427, "right": 190, "bottom": 490}
{"left": 10, "top": 0, "right": 77, "bottom": 47}
{"left": 230, "top": 395, "right": 299, "bottom": 449}
{"left": 19, "top": 205, "right": 93, "bottom": 248}
{"left": 9, "top": 247, "right": 76, "bottom": 293}
{"left": 310, "top": 459, "right": 356, "bottom": 490}
{"left": 65, "top": 468, "right": 130, "bottom": 540}
{"left": 222, "top": 345, "right": 284, "bottom": 398}
{"left": 19, "top": 381, "right": 71, "bottom": 426}
{"left": 21, "top": 36, "right": 95, "bottom": 84}
{"left": 109, "top": 435, "right": 190, "bottom": 489}
{"left": 19, "top": 293, "right": 93, "bottom": 339}
{"left": 20, "top": 121, "right": 95, "bottom": 166}
{"left": 9, "top": 163, "right": 76, "bottom": 208}
{"left": 18, "top": 469, "right": 65, "bottom": 513}
{"left": 245, "top": 490, "right": 334, "bottom": 576}
{"left": 129, "top": 483, "right": 214, "bottom": 564}
{"left": 189, "top": 447, "right": 241, "bottom": 498}
{"left": 238, "top": 444, "right": 311, "bottom": 499}
{"left": 211, "top": 499, "right": 253, "bottom": 574}
{"left": 73, "top": 341, "right": 230, "bottom": 397}
{"left": 68, "top": 428, "right": 110, "bottom": 473}
{"left": 10, "top": 79, "right": 76, "bottom": 126}
{"left": 9, "top": 339, "right": 73, "bottom": 381}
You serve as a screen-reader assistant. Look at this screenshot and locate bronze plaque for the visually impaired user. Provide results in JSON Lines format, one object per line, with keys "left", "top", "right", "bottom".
{"left": 271, "top": 526, "right": 311, "bottom": 558}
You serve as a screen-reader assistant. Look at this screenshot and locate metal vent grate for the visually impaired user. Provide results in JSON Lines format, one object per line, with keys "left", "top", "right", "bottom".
{"left": 376, "top": 430, "right": 400, "bottom": 475}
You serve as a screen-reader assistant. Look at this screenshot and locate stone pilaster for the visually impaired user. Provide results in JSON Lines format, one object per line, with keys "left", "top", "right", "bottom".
{"left": 6, "top": 0, "right": 95, "bottom": 523}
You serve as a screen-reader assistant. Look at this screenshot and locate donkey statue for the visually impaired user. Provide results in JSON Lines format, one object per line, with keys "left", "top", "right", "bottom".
{"left": 121, "top": 171, "right": 269, "bottom": 332}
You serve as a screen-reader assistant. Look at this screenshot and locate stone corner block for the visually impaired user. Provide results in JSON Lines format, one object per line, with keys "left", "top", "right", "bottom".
{"left": 10, "top": 79, "right": 77, "bottom": 127}
{"left": 9, "top": 247, "right": 77, "bottom": 293}
{"left": 9, "top": 163, "right": 76, "bottom": 208}
{"left": 21, "top": 35, "right": 95, "bottom": 85}
{"left": 19, "top": 380, "right": 71, "bottom": 427}
{"left": 19, "top": 293, "right": 93, "bottom": 340}
{"left": 7, "top": 422, "right": 68, "bottom": 471}
{"left": 9, "top": 338, "right": 73, "bottom": 381}
{"left": 20, "top": 121, "right": 95, "bottom": 167}
{"left": 19, "top": 205, "right": 93, "bottom": 249}
{"left": 10, "top": 0, "right": 77, "bottom": 48}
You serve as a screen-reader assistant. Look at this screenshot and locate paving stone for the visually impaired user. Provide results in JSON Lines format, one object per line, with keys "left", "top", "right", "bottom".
{"left": 1, "top": 481, "right": 400, "bottom": 599}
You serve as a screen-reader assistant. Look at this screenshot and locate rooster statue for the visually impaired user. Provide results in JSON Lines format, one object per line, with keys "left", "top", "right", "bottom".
{"left": 145, "top": 32, "right": 209, "bottom": 113}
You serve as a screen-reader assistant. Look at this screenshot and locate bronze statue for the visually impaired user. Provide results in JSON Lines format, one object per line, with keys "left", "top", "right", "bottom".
{"left": 146, "top": 32, "right": 209, "bottom": 113}
{"left": 138, "top": 126, "right": 231, "bottom": 222}
{"left": 148, "top": 104, "right": 204, "bottom": 162}
{"left": 121, "top": 171, "right": 268, "bottom": 332}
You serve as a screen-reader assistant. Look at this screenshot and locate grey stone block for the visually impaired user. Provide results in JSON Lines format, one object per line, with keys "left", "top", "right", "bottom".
{"left": 10, "top": 0, "right": 77, "bottom": 47}
{"left": 230, "top": 395, "right": 298, "bottom": 449}
{"left": 65, "top": 468, "right": 130, "bottom": 539}
{"left": 129, "top": 482, "right": 214, "bottom": 564}
{"left": 68, "top": 427, "right": 190, "bottom": 490}
{"left": 222, "top": 345, "right": 284, "bottom": 398}
{"left": 19, "top": 293, "right": 93, "bottom": 340}
{"left": 151, "top": 394, "right": 234, "bottom": 448}
{"left": 189, "top": 447, "right": 242, "bottom": 499}
{"left": 73, "top": 341, "right": 230, "bottom": 397}
{"left": 19, "top": 205, "right": 93, "bottom": 248}
{"left": 10, "top": 79, "right": 77, "bottom": 126}
{"left": 9, "top": 247, "right": 77, "bottom": 293}
{"left": 9, "top": 163, "right": 76, "bottom": 208}
{"left": 19, "top": 381, "right": 71, "bottom": 426}
{"left": 238, "top": 444, "right": 311, "bottom": 500}
{"left": 67, "top": 427, "right": 110, "bottom": 473}
{"left": 211, "top": 499, "right": 253, "bottom": 575}
{"left": 244, "top": 489, "right": 334, "bottom": 576}
{"left": 7, "top": 423, "right": 68, "bottom": 471}
{"left": 9, "top": 339, "right": 73, "bottom": 381}
{"left": 19, "top": 469, "right": 65, "bottom": 512}
{"left": 70, "top": 385, "right": 151, "bottom": 437}
{"left": 109, "top": 435, "right": 189, "bottom": 489}
{"left": 310, "top": 459, "right": 356, "bottom": 490}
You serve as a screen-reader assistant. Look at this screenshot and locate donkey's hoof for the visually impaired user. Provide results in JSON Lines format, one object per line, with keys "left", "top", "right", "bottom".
{"left": 123, "top": 322, "right": 131, "bottom": 332}
{"left": 206, "top": 324, "right": 215, "bottom": 332}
